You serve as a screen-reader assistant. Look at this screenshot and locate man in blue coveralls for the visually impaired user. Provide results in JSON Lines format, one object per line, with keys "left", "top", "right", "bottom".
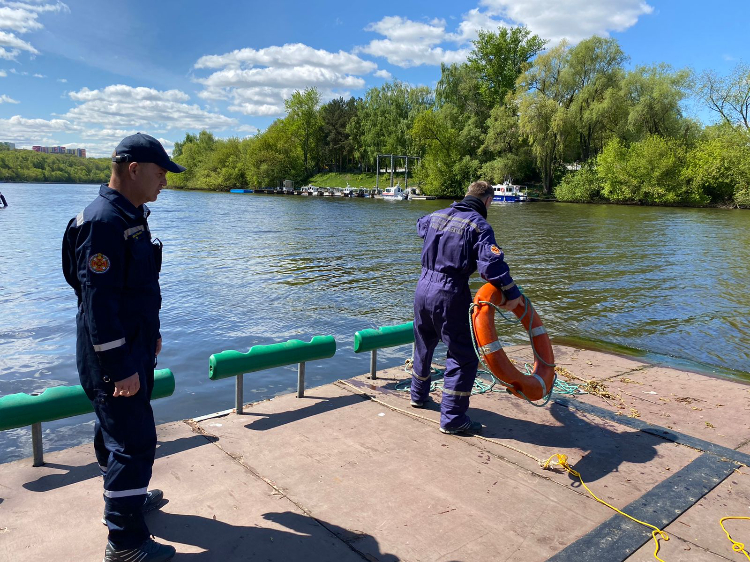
{"left": 62, "top": 133, "right": 185, "bottom": 562}
{"left": 411, "top": 180, "right": 522, "bottom": 434}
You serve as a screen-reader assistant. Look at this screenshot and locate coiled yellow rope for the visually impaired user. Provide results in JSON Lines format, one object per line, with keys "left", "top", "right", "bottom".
{"left": 542, "top": 453, "right": 669, "bottom": 562}
{"left": 719, "top": 517, "right": 750, "bottom": 560}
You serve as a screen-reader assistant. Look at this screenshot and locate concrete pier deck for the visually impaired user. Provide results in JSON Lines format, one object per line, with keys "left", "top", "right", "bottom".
{"left": 3, "top": 345, "right": 750, "bottom": 561}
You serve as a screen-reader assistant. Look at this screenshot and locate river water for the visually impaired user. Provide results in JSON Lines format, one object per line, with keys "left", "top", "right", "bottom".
{"left": 1, "top": 183, "right": 749, "bottom": 463}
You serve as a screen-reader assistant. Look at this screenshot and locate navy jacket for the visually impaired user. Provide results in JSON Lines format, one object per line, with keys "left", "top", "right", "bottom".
{"left": 63, "top": 185, "right": 162, "bottom": 384}
{"left": 417, "top": 197, "right": 521, "bottom": 300}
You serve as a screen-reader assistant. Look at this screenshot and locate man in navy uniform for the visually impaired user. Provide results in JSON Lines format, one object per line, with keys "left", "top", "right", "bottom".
{"left": 411, "top": 180, "right": 522, "bottom": 434}
{"left": 62, "top": 133, "right": 185, "bottom": 562}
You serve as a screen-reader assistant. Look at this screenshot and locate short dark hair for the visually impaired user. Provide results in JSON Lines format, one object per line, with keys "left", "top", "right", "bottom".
{"left": 466, "top": 180, "right": 493, "bottom": 199}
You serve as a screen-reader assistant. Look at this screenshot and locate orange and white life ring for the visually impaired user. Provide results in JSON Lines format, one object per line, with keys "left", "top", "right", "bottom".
{"left": 471, "top": 283, "right": 555, "bottom": 401}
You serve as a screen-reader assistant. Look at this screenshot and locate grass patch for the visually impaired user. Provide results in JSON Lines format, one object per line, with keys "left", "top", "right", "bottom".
{"left": 306, "top": 172, "right": 380, "bottom": 188}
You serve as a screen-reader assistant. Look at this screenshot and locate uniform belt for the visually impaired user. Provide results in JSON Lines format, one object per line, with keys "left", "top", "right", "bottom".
{"left": 420, "top": 268, "right": 470, "bottom": 286}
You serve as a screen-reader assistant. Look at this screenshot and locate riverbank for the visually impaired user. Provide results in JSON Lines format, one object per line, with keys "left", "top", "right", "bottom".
{"left": 4, "top": 345, "right": 750, "bottom": 561}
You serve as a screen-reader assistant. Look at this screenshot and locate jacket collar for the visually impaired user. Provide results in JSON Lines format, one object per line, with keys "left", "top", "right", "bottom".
{"left": 98, "top": 184, "right": 150, "bottom": 220}
{"left": 452, "top": 195, "right": 488, "bottom": 219}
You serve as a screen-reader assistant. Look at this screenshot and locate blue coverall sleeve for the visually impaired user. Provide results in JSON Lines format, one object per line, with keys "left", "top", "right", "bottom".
{"left": 473, "top": 226, "right": 522, "bottom": 301}
{"left": 78, "top": 220, "right": 140, "bottom": 383}
{"left": 417, "top": 214, "right": 430, "bottom": 239}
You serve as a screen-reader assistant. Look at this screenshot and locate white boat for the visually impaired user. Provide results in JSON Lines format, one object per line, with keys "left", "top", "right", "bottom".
{"left": 310, "top": 186, "right": 322, "bottom": 196}
{"left": 492, "top": 181, "right": 527, "bottom": 202}
{"left": 382, "top": 185, "right": 406, "bottom": 201}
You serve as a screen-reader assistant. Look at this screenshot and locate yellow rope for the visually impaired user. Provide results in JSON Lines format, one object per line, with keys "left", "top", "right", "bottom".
{"left": 542, "top": 453, "right": 669, "bottom": 562}
{"left": 719, "top": 517, "right": 750, "bottom": 560}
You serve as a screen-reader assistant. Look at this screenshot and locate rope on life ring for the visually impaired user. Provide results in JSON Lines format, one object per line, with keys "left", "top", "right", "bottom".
{"left": 469, "top": 283, "right": 555, "bottom": 403}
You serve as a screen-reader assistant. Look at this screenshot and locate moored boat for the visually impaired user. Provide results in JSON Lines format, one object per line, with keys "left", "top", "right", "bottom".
{"left": 492, "top": 181, "right": 528, "bottom": 202}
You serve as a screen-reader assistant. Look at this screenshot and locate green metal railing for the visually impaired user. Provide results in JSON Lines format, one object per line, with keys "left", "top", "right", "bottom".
{"left": 209, "top": 336, "right": 336, "bottom": 413}
{"left": 353, "top": 322, "right": 414, "bottom": 379}
{"left": 0, "top": 368, "right": 175, "bottom": 466}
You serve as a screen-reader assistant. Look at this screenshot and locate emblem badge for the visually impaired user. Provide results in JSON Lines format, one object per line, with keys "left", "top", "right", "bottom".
{"left": 89, "top": 253, "right": 111, "bottom": 273}
{"left": 490, "top": 245, "right": 501, "bottom": 255}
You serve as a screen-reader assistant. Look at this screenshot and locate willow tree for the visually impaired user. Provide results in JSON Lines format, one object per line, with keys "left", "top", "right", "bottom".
{"left": 516, "top": 42, "right": 572, "bottom": 194}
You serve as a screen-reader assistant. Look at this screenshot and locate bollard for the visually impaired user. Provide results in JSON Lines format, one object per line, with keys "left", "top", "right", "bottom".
{"left": 370, "top": 349, "right": 377, "bottom": 380}
{"left": 297, "top": 362, "right": 306, "bottom": 398}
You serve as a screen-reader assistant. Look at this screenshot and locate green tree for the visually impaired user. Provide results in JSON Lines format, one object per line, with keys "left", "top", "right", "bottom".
{"left": 320, "top": 97, "right": 358, "bottom": 172}
{"left": 468, "top": 26, "right": 547, "bottom": 108}
{"left": 516, "top": 42, "right": 571, "bottom": 194}
{"left": 695, "top": 62, "right": 750, "bottom": 131}
{"left": 597, "top": 135, "right": 705, "bottom": 205}
{"left": 622, "top": 64, "right": 691, "bottom": 139}
{"left": 684, "top": 125, "right": 750, "bottom": 206}
{"left": 412, "top": 107, "right": 479, "bottom": 197}
{"left": 285, "top": 87, "right": 322, "bottom": 176}
{"left": 564, "top": 36, "right": 627, "bottom": 161}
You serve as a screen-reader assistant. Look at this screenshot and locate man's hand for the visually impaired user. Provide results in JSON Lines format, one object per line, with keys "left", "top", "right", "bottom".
{"left": 113, "top": 373, "right": 140, "bottom": 397}
{"left": 155, "top": 337, "right": 162, "bottom": 356}
{"left": 501, "top": 295, "right": 524, "bottom": 311}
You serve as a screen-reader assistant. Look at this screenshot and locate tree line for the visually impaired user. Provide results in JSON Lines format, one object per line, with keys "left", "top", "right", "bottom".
{"left": 168, "top": 27, "right": 750, "bottom": 207}
{"left": 4, "top": 26, "right": 749, "bottom": 207}
{"left": 0, "top": 147, "right": 110, "bottom": 184}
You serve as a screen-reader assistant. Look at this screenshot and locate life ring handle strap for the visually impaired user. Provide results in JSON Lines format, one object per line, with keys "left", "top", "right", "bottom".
{"left": 469, "top": 297, "right": 556, "bottom": 368}
{"left": 468, "top": 295, "right": 556, "bottom": 407}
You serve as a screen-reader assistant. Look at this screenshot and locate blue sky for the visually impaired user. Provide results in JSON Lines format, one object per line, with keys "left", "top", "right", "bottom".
{"left": 0, "top": 0, "right": 746, "bottom": 156}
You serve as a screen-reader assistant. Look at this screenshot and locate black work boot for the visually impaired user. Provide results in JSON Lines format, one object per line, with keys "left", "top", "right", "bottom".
{"left": 102, "top": 489, "right": 164, "bottom": 525}
{"left": 102, "top": 538, "right": 175, "bottom": 562}
{"left": 439, "top": 419, "right": 483, "bottom": 435}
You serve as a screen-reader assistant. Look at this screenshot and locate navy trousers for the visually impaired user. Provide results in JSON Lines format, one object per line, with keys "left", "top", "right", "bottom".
{"left": 411, "top": 271, "right": 479, "bottom": 429}
{"left": 79, "top": 319, "right": 157, "bottom": 549}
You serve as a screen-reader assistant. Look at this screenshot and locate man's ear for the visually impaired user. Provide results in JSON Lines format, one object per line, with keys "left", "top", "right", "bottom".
{"left": 128, "top": 162, "right": 139, "bottom": 179}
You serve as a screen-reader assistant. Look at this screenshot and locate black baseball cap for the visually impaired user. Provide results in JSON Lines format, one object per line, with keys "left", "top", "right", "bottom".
{"left": 113, "top": 132, "right": 186, "bottom": 173}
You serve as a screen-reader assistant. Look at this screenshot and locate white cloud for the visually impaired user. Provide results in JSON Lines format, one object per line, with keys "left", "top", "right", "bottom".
{"left": 69, "top": 84, "right": 190, "bottom": 103}
{"left": 447, "top": 8, "right": 507, "bottom": 43}
{"left": 0, "top": 114, "right": 77, "bottom": 146}
{"left": 366, "top": 16, "right": 447, "bottom": 44}
{"left": 358, "top": 16, "right": 472, "bottom": 68}
{"left": 56, "top": 77, "right": 66, "bottom": 82}
{"left": 64, "top": 84, "right": 236, "bottom": 131}
{"left": 374, "top": 69, "right": 392, "bottom": 80}
{"left": 0, "top": 69, "right": 6, "bottom": 77}
{"left": 199, "top": 66, "right": 365, "bottom": 90}
{"left": 0, "top": 93, "right": 19, "bottom": 103}
{"left": 0, "top": 30, "right": 38, "bottom": 55}
{"left": 479, "top": 0, "right": 653, "bottom": 43}
{"left": 236, "top": 124, "right": 259, "bottom": 134}
{"left": 0, "top": 6, "right": 43, "bottom": 34}
{"left": 195, "top": 43, "right": 376, "bottom": 74}
{"left": 0, "top": 1, "right": 68, "bottom": 61}
{"left": 194, "top": 43, "right": 376, "bottom": 117}
{"left": 33, "top": 72, "right": 43, "bottom": 78}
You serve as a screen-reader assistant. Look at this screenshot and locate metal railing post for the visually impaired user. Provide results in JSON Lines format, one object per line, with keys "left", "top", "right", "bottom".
{"left": 370, "top": 349, "right": 377, "bottom": 380}
{"left": 235, "top": 373, "right": 244, "bottom": 414}
{"left": 31, "top": 422, "right": 43, "bottom": 466}
{"left": 297, "top": 362, "right": 306, "bottom": 398}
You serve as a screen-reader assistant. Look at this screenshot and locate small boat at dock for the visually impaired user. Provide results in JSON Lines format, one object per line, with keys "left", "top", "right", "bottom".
{"left": 492, "top": 181, "right": 528, "bottom": 202}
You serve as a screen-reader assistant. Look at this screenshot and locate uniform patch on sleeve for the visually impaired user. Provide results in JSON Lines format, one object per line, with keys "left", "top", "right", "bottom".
{"left": 490, "top": 245, "right": 502, "bottom": 255}
{"left": 88, "top": 253, "right": 111, "bottom": 274}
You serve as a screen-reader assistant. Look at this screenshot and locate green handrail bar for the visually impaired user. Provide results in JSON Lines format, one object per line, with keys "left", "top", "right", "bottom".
{"left": 0, "top": 368, "right": 175, "bottom": 467}
{"left": 353, "top": 322, "right": 414, "bottom": 380}
{"left": 353, "top": 322, "right": 414, "bottom": 353}
{"left": 0, "top": 368, "right": 175, "bottom": 432}
{"left": 209, "top": 336, "right": 337, "bottom": 411}
{"left": 209, "top": 336, "right": 336, "bottom": 380}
